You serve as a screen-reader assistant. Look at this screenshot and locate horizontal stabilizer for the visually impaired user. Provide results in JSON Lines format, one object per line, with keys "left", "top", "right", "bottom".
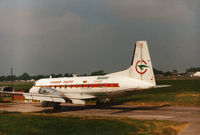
{"left": 154, "top": 85, "right": 172, "bottom": 88}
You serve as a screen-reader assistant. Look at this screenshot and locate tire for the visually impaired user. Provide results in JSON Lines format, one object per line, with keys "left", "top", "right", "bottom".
{"left": 41, "top": 101, "right": 49, "bottom": 107}
{"left": 53, "top": 103, "right": 61, "bottom": 110}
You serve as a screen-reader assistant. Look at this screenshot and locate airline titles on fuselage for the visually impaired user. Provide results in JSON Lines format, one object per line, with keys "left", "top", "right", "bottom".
{"left": 50, "top": 80, "right": 74, "bottom": 84}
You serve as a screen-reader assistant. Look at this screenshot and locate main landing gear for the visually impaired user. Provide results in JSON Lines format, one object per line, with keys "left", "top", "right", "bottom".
{"left": 41, "top": 101, "right": 62, "bottom": 110}
{"left": 96, "top": 98, "right": 114, "bottom": 106}
{"left": 53, "top": 103, "right": 62, "bottom": 110}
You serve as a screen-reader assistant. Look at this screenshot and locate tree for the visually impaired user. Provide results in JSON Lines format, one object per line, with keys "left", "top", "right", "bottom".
{"left": 172, "top": 69, "right": 178, "bottom": 76}
{"left": 33, "top": 75, "right": 48, "bottom": 80}
{"left": 64, "top": 73, "right": 69, "bottom": 77}
{"left": 164, "top": 71, "right": 172, "bottom": 76}
{"left": 90, "top": 70, "right": 106, "bottom": 76}
{"left": 153, "top": 68, "right": 164, "bottom": 74}
{"left": 173, "top": 69, "right": 178, "bottom": 74}
{"left": 64, "top": 73, "right": 73, "bottom": 77}
{"left": 55, "top": 74, "right": 63, "bottom": 78}
{"left": 80, "top": 73, "right": 87, "bottom": 76}
{"left": 18, "top": 73, "right": 31, "bottom": 81}
{"left": 186, "top": 67, "right": 200, "bottom": 73}
{"left": 0, "top": 76, "right": 6, "bottom": 81}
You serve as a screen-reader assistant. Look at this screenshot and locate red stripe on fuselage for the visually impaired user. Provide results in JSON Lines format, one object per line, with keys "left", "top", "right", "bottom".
{"left": 34, "top": 83, "right": 119, "bottom": 88}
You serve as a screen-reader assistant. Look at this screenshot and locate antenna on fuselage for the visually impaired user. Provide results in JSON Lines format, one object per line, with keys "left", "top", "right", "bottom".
{"left": 72, "top": 74, "right": 78, "bottom": 77}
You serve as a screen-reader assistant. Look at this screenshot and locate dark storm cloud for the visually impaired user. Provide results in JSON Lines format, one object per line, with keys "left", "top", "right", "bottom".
{"left": 0, "top": 0, "right": 199, "bottom": 75}
{"left": 106, "top": 0, "right": 200, "bottom": 69}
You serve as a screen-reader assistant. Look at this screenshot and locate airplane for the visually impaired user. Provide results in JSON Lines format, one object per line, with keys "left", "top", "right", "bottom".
{"left": 0, "top": 41, "right": 169, "bottom": 109}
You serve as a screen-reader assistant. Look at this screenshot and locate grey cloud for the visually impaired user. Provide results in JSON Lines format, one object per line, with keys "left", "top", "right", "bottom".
{"left": 0, "top": 1, "right": 119, "bottom": 75}
{"left": 0, "top": 0, "right": 199, "bottom": 75}
{"left": 106, "top": 0, "right": 196, "bottom": 22}
{"left": 105, "top": 0, "right": 200, "bottom": 71}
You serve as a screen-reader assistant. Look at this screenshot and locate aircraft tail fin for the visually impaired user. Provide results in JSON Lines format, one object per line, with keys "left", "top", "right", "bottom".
{"left": 130, "top": 41, "right": 156, "bottom": 86}
{"left": 108, "top": 41, "right": 156, "bottom": 86}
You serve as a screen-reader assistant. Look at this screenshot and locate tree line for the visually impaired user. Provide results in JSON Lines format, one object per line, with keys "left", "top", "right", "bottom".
{"left": 0, "top": 67, "right": 199, "bottom": 82}
{"left": 154, "top": 67, "right": 200, "bottom": 76}
{"left": 0, "top": 70, "right": 106, "bottom": 81}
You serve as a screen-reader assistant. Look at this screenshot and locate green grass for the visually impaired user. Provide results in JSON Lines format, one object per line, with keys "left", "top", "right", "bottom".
{"left": 117, "top": 80, "right": 200, "bottom": 106}
{"left": 0, "top": 83, "right": 33, "bottom": 92}
{"left": 0, "top": 112, "right": 187, "bottom": 135}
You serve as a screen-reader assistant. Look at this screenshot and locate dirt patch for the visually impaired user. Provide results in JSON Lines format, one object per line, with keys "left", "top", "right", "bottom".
{"left": 122, "top": 102, "right": 171, "bottom": 106}
{"left": 176, "top": 93, "right": 200, "bottom": 97}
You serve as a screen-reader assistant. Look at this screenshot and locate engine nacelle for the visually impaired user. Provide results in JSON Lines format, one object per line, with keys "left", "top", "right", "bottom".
{"left": 0, "top": 86, "right": 13, "bottom": 92}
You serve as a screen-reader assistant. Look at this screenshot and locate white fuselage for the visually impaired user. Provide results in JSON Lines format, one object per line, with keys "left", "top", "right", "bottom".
{"left": 29, "top": 75, "right": 154, "bottom": 100}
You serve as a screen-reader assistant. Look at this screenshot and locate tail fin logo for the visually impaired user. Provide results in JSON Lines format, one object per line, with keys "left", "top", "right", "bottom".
{"left": 135, "top": 60, "right": 149, "bottom": 74}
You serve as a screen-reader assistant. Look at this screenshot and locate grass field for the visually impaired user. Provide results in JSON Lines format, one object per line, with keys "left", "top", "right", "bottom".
{"left": 117, "top": 79, "right": 200, "bottom": 106}
{"left": 0, "top": 111, "right": 187, "bottom": 135}
{"left": 0, "top": 82, "right": 33, "bottom": 92}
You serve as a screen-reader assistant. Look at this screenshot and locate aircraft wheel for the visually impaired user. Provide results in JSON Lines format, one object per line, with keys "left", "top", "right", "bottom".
{"left": 96, "top": 100, "right": 103, "bottom": 106}
{"left": 41, "top": 101, "right": 49, "bottom": 107}
{"left": 109, "top": 98, "right": 114, "bottom": 104}
{"left": 53, "top": 103, "right": 61, "bottom": 110}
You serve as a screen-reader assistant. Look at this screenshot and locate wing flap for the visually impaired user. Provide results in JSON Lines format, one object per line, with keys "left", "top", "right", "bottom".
{"left": 64, "top": 93, "right": 96, "bottom": 99}
{"left": 71, "top": 99, "right": 85, "bottom": 105}
{"left": 154, "top": 85, "right": 172, "bottom": 88}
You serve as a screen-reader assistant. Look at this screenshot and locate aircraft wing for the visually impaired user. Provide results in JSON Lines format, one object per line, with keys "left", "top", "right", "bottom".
{"left": 0, "top": 90, "right": 87, "bottom": 104}
{"left": 0, "top": 91, "right": 67, "bottom": 103}
{"left": 0, "top": 91, "right": 24, "bottom": 95}
{"left": 23, "top": 93, "right": 67, "bottom": 103}
{"left": 23, "top": 92, "right": 93, "bottom": 104}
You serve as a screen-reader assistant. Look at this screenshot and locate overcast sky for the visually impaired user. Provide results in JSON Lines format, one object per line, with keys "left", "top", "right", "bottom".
{"left": 0, "top": 0, "right": 199, "bottom": 75}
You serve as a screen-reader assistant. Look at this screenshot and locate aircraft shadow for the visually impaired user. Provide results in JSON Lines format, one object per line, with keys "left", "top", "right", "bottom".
{"left": 34, "top": 103, "right": 170, "bottom": 114}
